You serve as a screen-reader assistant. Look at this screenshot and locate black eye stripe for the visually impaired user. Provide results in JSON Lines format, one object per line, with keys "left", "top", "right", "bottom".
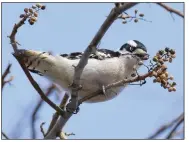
{"left": 129, "top": 46, "right": 136, "bottom": 52}
{"left": 119, "top": 41, "right": 147, "bottom": 53}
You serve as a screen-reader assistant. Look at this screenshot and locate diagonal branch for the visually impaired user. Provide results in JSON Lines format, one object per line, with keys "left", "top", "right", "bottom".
{"left": 2, "top": 64, "right": 13, "bottom": 89}
{"left": 31, "top": 84, "right": 56, "bottom": 139}
{"left": 2, "top": 132, "right": 9, "bottom": 139}
{"left": 45, "top": 93, "right": 69, "bottom": 137}
{"left": 45, "top": 3, "right": 138, "bottom": 139}
{"left": 8, "top": 14, "right": 64, "bottom": 117}
{"left": 40, "top": 122, "right": 46, "bottom": 137}
{"left": 147, "top": 113, "right": 184, "bottom": 139}
{"left": 166, "top": 113, "right": 184, "bottom": 139}
{"left": 156, "top": 3, "right": 184, "bottom": 18}
{"left": 79, "top": 71, "right": 151, "bottom": 103}
{"left": 167, "top": 129, "right": 184, "bottom": 138}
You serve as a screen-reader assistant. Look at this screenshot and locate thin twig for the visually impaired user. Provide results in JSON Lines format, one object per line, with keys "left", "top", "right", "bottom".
{"left": 44, "top": 3, "right": 138, "bottom": 139}
{"left": 31, "top": 84, "right": 56, "bottom": 139}
{"left": 169, "top": 129, "right": 184, "bottom": 138}
{"left": 79, "top": 71, "right": 152, "bottom": 104}
{"left": 45, "top": 93, "right": 69, "bottom": 137}
{"left": 9, "top": 13, "right": 64, "bottom": 118}
{"left": 156, "top": 3, "right": 184, "bottom": 18}
{"left": 166, "top": 114, "right": 184, "bottom": 139}
{"left": 40, "top": 122, "right": 46, "bottom": 137}
{"left": 58, "top": 132, "right": 75, "bottom": 139}
{"left": 2, "top": 132, "right": 9, "bottom": 139}
{"left": 148, "top": 113, "right": 184, "bottom": 139}
{"left": 66, "top": 2, "right": 138, "bottom": 113}
{"left": 2, "top": 64, "right": 12, "bottom": 89}
{"left": 59, "top": 131, "right": 67, "bottom": 139}
{"left": 65, "top": 132, "right": 75, "bottom": 136}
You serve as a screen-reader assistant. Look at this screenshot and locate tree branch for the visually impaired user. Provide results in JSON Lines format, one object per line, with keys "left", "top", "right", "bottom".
{"left": 2, "top": 132, "right": 9, "bottom": 139}
{"left": 45, "top": 93, "right": 69, "bottom": 137}
{"left": 67, "top": 2, "right": 138, "bottom": 112}
{"left": 8, "top": 12, "right": 64, "bottom": 117}
{"left": 45, "top": 3, "right": 138, "bottom": 139}
{"left": 167, "top": 129, "right": 184, "bottom": 138}
{"left": 166, "top": 114, "right": 184, "bottom": 139}
{"left": 147, "top": 113, "right": 184, "bottom": 139}
{"left": 40, "top": 122, "right": 46, "bottom": 137}
{"left": 156, "top": 3, "right": 184, "bottom": 18}
{"left": 31, "top": 84, "right": 56, "bottom": 139}
{"left": 79, "top": 70, "right": 151, "bottom": 103}
{"left": 2, "top": 64, "right": 13, "bottom": 89}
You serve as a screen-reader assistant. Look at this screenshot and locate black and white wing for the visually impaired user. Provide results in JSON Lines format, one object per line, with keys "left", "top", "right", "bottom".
{"left": 60, "top": 49, "right": 121, "bottom": 60}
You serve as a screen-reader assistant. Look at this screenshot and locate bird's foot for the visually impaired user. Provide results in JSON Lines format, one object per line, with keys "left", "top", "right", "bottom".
{"left": 102, "top": 85, "right": 108, "bottom": 99}
{"left": 68, "top": 83, "right": 82, "bottom": 91}
{"left": 66, "top": 99, "right": 80, "bottom": 114}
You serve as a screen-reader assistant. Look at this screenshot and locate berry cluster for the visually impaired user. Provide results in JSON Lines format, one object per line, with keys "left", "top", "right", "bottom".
{"left": 150, "top": 47, "right": 177, "bottom": 92}
{"left": 117, "top": 9, "right": 145, "bottom": 24}
{"left": 19, "top": 3, "right": 46, "bottom": 25}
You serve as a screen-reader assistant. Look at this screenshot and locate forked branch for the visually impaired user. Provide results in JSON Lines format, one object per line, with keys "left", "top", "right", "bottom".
{"left": 45, "top": 3, "right": 138, "bottom": 139}
{"left": 156, "top": 3, "right": 184, "bottom": 18}
{"left": 8, "top": 6, "right": 64, "bottom": 117}
{"left": 2, "top": 64, "right": 13, "bottom": 89}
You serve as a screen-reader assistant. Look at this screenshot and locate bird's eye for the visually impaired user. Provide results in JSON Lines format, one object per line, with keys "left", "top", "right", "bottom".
{"left": 129, "top": 46, "right": 135, "bottom": 52}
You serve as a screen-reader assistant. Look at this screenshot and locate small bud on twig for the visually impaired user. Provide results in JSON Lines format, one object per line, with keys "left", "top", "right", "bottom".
{"left": 170, "top": 49, "right": 175, "bottom": 55}
{"left": 36, "top": 3, "right": 42, "bottom": 8}
{"left": 165, "top": 47, "right": 170, "bottom": 52}
{"left": 139, "top": 13, "right": 144, "bottom": 17}
{"left": 20, "top": 14, "right": 25, "bottom": 18}
{"left": 30, "top": 17, "right": 37, "bottom": 22}
{"left": 29, "top": 8, "right": 33, "bottom": 14}
{"left": 134, "top": 19, "right": 138, "bottom": 23}
{"left": 153, "top": 56, "right": 158, "bottom": 62}
{"left": 135, "top": 9, "right": 138, "bottom": 14}
{"left": 32, "top": 5, "right": 37, "bottom": 9}
{"left": 34, "top": 12, "right": 38, "bottom": 17}
{"left": 24, "top": 8, "right": 29, "bottom": 13}
{"left": 41, "top": 5, "right": 46, "bottom": 10}
{"left": 122, "top": 20, "right": 127, "bottom": 24}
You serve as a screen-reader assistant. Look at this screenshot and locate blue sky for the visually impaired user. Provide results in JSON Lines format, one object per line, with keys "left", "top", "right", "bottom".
{"left": 2, "top": 3, "right": 184, "bottom": 139}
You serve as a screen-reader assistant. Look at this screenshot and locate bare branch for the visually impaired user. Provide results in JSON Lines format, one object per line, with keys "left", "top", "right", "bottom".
{"left": 59, "top": 131, "right": 67, "bottom": 139}
{"left": 2, "top": 64, "right": 13, "bottom": 89}
{"left": 148, "top": 113, "right": 184, "bottom": 139}
{"left": 166, "top": 114, "right": 184, "bottom": 139}
{"left": 31, "top": 84, "right": 56, "bottom": 139}
{"left": 7, "top": 3, "right": 182, "bottom": 139}
{"left": 40, "top": 122, "right": 46, "bottom": 137}
{"left": 45, "top": 3, "right": 138, "bottom": 139}
{"left": 65, "top": 132, "right": 75, "bottom": 136}
{"left": 156, "top": 3, "right": 184, "bottom": 18}
{"left": 2, "top": 64, "right": 12, "bottom": 82}
{"left": 45, "top": 93, "right": 69, "bottom": 137}
{"left": 2, "top": 132, "right": 9, "bottom": 139}
{"left": 79, "top": 71, "right": 151, "bottom": 103}
{"left": 168, "top": 129, "right": 184, "bottom": 138}
{"left": 8, "top": 11, "right": 64, "bottom": 118}
{"left": 67, "top": 2, "right": 138, "bottom": 113}
{"left": 59, "top": 132, "right": 75, "bottom": 139}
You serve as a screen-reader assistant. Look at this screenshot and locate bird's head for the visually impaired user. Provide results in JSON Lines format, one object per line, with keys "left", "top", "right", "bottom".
{"left": 119, "top": 40, "right": 149, "bottom": 60}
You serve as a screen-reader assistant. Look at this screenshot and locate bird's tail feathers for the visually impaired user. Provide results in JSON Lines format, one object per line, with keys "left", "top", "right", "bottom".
{"left": 13, "top": 49, "right": 56, "bottom": 76}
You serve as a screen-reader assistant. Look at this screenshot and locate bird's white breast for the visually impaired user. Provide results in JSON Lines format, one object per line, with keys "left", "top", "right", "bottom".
{"left": 45, "top": 55, "right": 140, "bottom": 103}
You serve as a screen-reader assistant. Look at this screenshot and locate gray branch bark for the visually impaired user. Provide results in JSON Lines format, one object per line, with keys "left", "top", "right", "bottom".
{"left": 44, "top": 3, "right": 138, "bottom": 139}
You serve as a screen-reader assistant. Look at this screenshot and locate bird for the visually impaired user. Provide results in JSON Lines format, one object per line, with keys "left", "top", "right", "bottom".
{"left": 15, "top": 40, "right": 149, "bottom": 103}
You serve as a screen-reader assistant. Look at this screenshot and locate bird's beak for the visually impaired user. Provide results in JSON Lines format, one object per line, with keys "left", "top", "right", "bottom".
{"left": 133, "top": 48, "right": 149, "bottom": 60}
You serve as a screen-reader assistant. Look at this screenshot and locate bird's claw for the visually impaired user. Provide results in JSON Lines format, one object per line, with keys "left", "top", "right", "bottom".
{"left": 102, "top": 85, "right": 107, "bottom": 99}
{"left": 68, "top": 83, "right": 82, "bottom": 91}
{"left": 66, "top": 102, "right": 80, "bottom": 114}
